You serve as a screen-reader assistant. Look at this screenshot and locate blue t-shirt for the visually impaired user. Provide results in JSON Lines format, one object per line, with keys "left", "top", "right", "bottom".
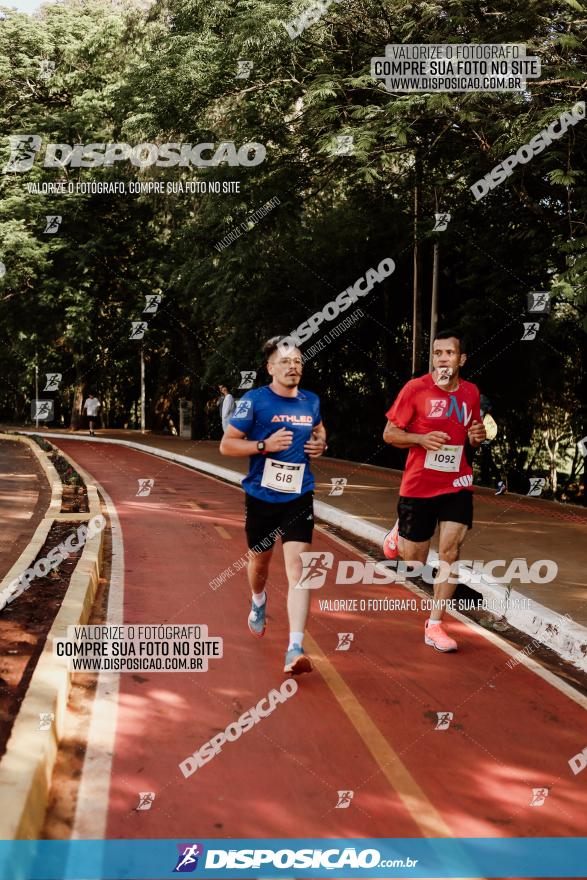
{"left": 229, "top": 385, "right": 322, "bottom": 503}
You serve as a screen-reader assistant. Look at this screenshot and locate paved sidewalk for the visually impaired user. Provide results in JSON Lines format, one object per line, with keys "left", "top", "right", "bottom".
{"left": 16, "top": 428, "right": 587, "bottom": 635}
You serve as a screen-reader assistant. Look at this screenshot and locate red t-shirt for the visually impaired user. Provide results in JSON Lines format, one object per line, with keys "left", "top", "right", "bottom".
{"left": 385, "top": 373, "right": 481, "bottom": 498}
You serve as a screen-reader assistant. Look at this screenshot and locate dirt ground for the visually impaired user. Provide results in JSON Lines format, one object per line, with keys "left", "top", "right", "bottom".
{"left": 0, "top": 520, "right": 84, "bottom": 759}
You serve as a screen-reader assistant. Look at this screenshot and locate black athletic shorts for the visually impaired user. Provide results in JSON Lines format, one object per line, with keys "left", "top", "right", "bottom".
{"left": 397, "top": 490, "right": 473, "bottom": 543}
{"left": 244, "top": 491, "right": 314, "bottom": 551}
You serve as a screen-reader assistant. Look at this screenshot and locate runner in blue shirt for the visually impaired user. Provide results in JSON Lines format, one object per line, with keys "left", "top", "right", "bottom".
{"left": 220, "top": 336, "right": 327, "bottom": 675}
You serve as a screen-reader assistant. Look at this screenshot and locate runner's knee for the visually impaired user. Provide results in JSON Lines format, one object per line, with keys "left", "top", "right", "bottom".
{"left": 248, "top": 550, "right": 272, "bottom": 573}
{"left": 438, "top": 542, "right": 461, "bottom": 564}
{"left": 402, "top": 541, "right": 428, "bottom": 564}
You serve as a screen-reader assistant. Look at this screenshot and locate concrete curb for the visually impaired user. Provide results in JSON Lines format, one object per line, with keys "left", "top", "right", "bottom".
{"left": 20, "top": 432, "right": 587, "bottom": 673}
{"left": 0, "top": 434, "right": 62, "bottom": 601}
{"left": 0, "top": 438, "right": 105, "bottom": 839}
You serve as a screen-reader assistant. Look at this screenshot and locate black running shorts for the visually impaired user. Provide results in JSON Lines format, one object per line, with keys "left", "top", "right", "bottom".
{"left": 397, "top": 490, "right": 473, "bottom": 543}
{"left": 244, "top": 491, "right": 314, "bottom": 551}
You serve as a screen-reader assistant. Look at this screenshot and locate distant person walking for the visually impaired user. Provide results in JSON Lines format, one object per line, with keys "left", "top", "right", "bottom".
{"left": 83, "top": 393, "right": 101, "bottom": 436}
{"left": 218, "top": 385, "right": 236, "bottom": 433}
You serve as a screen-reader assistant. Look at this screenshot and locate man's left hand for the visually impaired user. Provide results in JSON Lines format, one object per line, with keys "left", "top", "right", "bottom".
{"left": 304, "top": 435, "right": 327, "bottom": 457}
{"left": 468, "top": 420, "right": 487, "bottom": 446}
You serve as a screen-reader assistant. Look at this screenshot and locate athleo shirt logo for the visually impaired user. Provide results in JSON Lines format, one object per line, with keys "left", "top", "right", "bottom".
{"left": 271, "top": 414, "right": 313, "bottom": 424}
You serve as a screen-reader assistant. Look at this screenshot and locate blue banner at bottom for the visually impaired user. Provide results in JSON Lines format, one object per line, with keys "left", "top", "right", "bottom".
{"left": 0, "top": 838, "right": 585, "bottom": 879}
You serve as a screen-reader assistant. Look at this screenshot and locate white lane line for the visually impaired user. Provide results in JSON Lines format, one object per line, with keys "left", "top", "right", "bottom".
{"left": 70, "top": 480, "right": 124, "bottom": 840}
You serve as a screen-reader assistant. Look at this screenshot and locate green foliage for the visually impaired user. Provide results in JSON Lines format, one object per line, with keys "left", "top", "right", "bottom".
{"left": 0, "top": 0, "right": 585, "bottom": 497}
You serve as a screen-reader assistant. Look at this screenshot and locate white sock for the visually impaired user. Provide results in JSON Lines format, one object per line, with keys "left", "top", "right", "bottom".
{"left": 252, "top": 591, "right": 266, "bottom": 607}
{"left": 288, "top": 632, "right": 304, "bottom": 650}
{"left": 427, "top": 617, "right": 442, "bottom": 626}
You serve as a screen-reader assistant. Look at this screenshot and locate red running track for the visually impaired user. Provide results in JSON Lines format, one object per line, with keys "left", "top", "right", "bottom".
{"left": 54, "top": 440, "right": 587, "bottom": 845}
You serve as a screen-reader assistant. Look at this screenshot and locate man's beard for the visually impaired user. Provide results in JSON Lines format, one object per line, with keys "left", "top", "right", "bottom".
{"left": 277, "top": 374, "right": 300, "bottom": 387}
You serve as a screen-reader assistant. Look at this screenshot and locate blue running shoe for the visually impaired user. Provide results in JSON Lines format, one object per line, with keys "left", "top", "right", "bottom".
{"left": 284, "top": 644, "right": 313, "bottom": 675}
{"left": 248, "top": 595, "right": 266, "bottom": 638}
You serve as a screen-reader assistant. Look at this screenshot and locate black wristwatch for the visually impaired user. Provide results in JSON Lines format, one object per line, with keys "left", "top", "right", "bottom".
{"left": 256, "top": 440, "right": 266, "bottom": 454}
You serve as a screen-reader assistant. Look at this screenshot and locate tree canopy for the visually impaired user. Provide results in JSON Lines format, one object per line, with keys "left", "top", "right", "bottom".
{"left": 0, "top": 0, "right": 585, "bottom": 500}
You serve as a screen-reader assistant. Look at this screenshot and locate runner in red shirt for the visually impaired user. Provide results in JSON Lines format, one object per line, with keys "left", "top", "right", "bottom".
{"left": 382, "top": 330, "right": 486, "bottom": 652}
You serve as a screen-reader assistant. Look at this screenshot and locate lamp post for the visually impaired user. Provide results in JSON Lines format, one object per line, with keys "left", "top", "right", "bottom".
{"left": 140, "top": 343, "right": 146, "bottom": 433}
{"left": 34, "top": 360, "right": 39, "bottom": 429}
{"left": 429, "top": 190, "right": 441, "bottom": 371}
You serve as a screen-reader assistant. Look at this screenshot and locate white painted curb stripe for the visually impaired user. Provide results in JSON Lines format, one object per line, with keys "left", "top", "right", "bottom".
{"left": 70, "top": 480, "right": 123, "bottom": 842}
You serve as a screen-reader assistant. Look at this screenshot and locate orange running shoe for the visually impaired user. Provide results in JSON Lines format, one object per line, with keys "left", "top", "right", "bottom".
{"left": 424, "top": 619, "right": 458, "bottom": 652}
{"left": 382, "top": 521, "right": 400, "bottom": 560}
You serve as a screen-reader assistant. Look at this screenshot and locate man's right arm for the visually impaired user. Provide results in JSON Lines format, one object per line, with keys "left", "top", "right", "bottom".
{"left": 219, "top": 425, "right": 260, "bottom": 457}
{"left": 383, "top": 383, "right": 421, "bottom": 449}
{"left": 383, "top": 420, "right": 423, "bottom": 448}
{"left": 383, "top": 420, "right": 450, "bottom": 451}
{"left": 219, "top": 425, "right": 293, "bottom": 457}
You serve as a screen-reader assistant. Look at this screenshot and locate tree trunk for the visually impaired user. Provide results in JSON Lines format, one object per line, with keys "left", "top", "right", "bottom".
{"left": 382, "top": 284, "right": 395, "bottom": 397}
{"left": 411, "top": 149, "right": 423, "bottom": 377}
{"left": 544, "top": 430, "right": 558, "bottom": 495}
{"left": 550, "top": 439, "right": 558, "bottom": 495}
{"left": 429, "top": 241, "right": 439, "bottom": 371}
{"left": 560, "top": 443, "right": 580, "bottom": 492}
{"left": 188, "top": 328, "right": 207, "bottom": 440}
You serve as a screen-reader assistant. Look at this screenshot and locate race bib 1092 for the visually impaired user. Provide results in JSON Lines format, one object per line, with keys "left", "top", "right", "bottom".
{"left": 424, "top": 444, "right": 463, "bottom": 473}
